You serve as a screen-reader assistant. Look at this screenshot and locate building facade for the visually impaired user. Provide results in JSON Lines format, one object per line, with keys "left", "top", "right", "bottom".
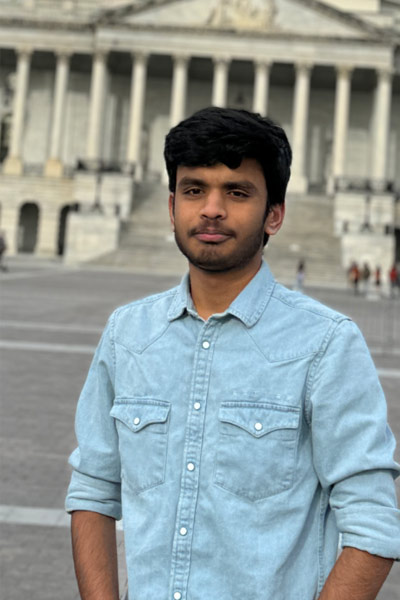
{"left": 0, "top": 0, "right": 399, "bottom": 268}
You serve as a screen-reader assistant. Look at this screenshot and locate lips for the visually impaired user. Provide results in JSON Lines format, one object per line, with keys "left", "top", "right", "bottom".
{"left": 191, "top": 226, "right": 234, "bottom": 243}
{"left": 194, "top": 231, "right": 231, "bottom": 243}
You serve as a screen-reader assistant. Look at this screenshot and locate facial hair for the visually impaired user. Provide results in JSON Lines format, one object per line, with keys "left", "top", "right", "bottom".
{"left": 174, "top": 220, "right": 265, "bottom": 273}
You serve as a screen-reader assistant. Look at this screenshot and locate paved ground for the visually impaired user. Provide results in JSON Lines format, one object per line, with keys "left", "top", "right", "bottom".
{"left": 0, "top": 256, "right": 399, "bottom": 600}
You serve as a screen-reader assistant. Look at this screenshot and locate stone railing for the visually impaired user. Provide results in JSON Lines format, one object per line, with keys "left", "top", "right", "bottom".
{"left": 76, "top": 159, "right": 135, "bottom": 176}
{"left": 334, "top": 177, "right": 396, "bottom": 194}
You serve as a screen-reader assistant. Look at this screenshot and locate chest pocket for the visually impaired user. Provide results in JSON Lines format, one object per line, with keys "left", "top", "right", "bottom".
{"left": 110, "top": 398, "right": 170, "bottom": 495}
{"left": 214, "top": 401, "right": 300, "bottom": 502}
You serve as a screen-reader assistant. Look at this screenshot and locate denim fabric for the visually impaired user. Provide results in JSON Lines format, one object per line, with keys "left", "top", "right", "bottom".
{"left": 66, "top": 261, "right": 400, "bottom": 600}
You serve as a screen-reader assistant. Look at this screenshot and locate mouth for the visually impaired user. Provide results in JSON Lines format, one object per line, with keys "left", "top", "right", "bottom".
{"left": 192, "top": 228, "right": 234, "bottom": 244}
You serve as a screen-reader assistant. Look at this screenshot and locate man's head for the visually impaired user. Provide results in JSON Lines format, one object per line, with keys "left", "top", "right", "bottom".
{"left": 164, "top": 107, "right": 292, "bottom": 228}
{"left": 164, "top": 107, "right": 292, "bottom": 273}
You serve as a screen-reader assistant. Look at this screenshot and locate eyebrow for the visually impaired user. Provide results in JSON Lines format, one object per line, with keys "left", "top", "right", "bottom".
{"left": 177, "top": 177, "right": 259, "bottom": 194}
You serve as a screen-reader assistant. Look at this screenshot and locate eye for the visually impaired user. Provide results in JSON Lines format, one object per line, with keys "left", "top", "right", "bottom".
{"left": 183, "top": 187, "right": 202, "bottom": 196}
{"left": 229, "top": 189, "right": 249, "bottom": 199}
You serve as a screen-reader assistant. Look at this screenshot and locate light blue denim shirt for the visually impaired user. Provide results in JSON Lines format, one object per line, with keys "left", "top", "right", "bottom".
{"left": 66, "top": 261, "right": 400, "bottom": 600}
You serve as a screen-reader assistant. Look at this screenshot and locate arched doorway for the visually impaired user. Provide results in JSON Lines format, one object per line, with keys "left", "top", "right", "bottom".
{"left": 18, "top": 203, "right": 39, "bottom": 253}
{"left": 57, "top": 203, "right": 79, "bottom": 256}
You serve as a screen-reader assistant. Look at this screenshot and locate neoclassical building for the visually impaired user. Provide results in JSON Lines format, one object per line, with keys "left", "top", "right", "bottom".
{"left": 0, "top": 0, "right": 399, "bottom": 269}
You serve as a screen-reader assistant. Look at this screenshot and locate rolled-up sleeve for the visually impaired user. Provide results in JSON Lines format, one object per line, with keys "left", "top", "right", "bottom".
{"left": 309, "top": 318, "right": 400, "bottom": 559}
{"left": 65, "top": 311, "right": 122, "bottom": 520}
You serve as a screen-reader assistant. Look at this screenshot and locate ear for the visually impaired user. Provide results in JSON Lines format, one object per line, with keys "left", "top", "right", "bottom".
{"left": 168, "top": 193, "right": 175, "bottom": 230}
{"left": 264, "top": 203, "right": 285, "bottom": 237}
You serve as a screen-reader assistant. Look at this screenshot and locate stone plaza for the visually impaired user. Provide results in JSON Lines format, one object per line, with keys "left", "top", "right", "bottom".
{"left": 0, "top": 256, "right": 399, "bottom": 599}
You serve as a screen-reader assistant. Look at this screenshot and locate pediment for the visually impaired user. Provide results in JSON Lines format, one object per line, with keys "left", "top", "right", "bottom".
{"left": 98, "top": 0, "right": 381, "bottom": 40}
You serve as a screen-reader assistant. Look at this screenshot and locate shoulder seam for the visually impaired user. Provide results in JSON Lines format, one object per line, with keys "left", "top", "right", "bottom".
{"left": 304, "top": 316, "right": 352, "bottom": 425}
{"left": 272, "top": 288, "right": 346, "bottom": 322}
{"left": 114, "top": 287, "right": 178, "bottom": 317}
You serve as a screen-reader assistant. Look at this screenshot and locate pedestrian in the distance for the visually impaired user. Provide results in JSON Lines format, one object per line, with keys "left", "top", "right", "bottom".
{"left": 375, "top": 265, "right": 381, "bottom": 289}
{"left": 362, "top": 262, "right": 371, "bottom": 295}
{"left": 295, "top": 259, "right": 305, "bottom": 292}
{"left": 348, "top": 261, "right": 359, "bottom": 295}
{"left": 0, "top": 231, "right": 8, "bottom": 272}
{"left": 389, "top": 264, "right": 399, "bottom": 298}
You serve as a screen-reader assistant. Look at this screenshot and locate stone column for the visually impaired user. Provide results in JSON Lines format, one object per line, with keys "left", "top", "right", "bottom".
{"left": 370, "top": 68, "right": 392, "bottom": 190}
{"left": 126, "top": 52, "right": 148, "bottom": 182}
{"left": 212, "top": 57, "right": 230, "bottom": 107}
{"left": 252, "top": 61, "right": 271, "bottom": 116}
{"left": 86, "top": 50, "right": 108, "bottom": 163}
{"left": 290, "top": 63, "right": 312, "bottom": 194}
{"left": 3, "top": 48, "right": 32, "bottom": 176}
{"left": 170, "top": 55, "right": 190, "bottom": 127}
{"left": 45, "top": 51, "right": 71, "bottom": 177}
{"left": 331, "top": 65, "right": 353, "bottom": 188}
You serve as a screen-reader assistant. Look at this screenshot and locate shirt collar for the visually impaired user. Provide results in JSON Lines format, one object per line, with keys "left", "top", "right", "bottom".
{"left": 167, "top": 260, "right": 276, "bottom": 328}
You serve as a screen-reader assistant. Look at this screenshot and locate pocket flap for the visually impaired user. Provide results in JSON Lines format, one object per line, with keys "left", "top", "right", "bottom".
{"left": 110, "top": 398, "right": 170, "bottom": 432}
{"left": 219, "top": 402, "right": 299, "bottom": 438}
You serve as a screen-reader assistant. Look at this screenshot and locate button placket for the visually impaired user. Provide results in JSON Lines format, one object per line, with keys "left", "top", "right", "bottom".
{"left": 169, "top": 322, "right": 219, "bottom": 599}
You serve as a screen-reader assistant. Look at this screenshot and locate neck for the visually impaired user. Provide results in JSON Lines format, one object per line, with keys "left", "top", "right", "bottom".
{"left": 189, "top": 257, "right": 262, "bottom": 320}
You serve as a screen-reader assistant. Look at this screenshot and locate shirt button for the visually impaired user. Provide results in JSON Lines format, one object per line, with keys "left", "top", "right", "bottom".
{"left": 187, "top": 462, "right": 195, "bottom": 471}
{"left": 193, "top": 402, "right": 201, "bottom": 410}
{"left": 254, "top": 422, "right": 263, "bottom": 431}
{"left": 133, "top": 417, "right": 140, "bottom": 425}
{"left": 174, "top": 593, "right": 182, "bottom": 600}
{"left": 202, "top": 340, "right": 210, "bottom": 349}
{"left": 179, "top": 527, "right": 188, "bottom": 536}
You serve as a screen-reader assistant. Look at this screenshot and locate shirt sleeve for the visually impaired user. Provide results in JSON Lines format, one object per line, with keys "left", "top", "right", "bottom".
{"left": 309, "top": 318, "right": 400, "bottom": 560}
{"left": 65, "top": 311, "right": 122, "bottom": 520}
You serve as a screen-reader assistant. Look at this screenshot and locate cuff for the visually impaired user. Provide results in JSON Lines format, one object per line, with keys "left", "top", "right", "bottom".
{"left": 338, "top": 507, "right": 400, "bottom": 561}
{"left": 65, "top": 469, "right": 122, "bottom": 521}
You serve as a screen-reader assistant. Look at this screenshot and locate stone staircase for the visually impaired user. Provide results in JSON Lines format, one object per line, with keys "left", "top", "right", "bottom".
{"left": 95, "top": 182, "right": 346, "bottom": 287}
{"left": 265, "top": 193, "right": 346, "bottom": 287}
{"left": 94, "top": 181, "right": 187, "bottom": 275}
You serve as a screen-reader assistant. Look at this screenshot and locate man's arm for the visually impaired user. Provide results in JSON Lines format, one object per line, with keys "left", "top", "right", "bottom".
{"left": 71, "top": 510, "right": 119, "bottom": 600}
{"left": 318, "top": 547, "right": 393, "bottom": 600}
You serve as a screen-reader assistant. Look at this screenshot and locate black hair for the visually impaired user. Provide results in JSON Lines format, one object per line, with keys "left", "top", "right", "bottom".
{"left": 164, "top": 106, "right": 291, "bottom": 203}
{"left": 164, "top": 107, "right": 292, "bottom": 246}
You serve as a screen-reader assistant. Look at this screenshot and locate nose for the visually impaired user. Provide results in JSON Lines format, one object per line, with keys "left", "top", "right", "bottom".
{"left": 200, "top": 189, "right": 227, "bottom": 220}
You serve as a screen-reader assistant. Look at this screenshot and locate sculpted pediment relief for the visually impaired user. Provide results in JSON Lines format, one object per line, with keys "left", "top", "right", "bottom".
{"left": 100, "top": 0, "right": 379, "bottom": 40}
{"left": 207, "top": 0, "right": 277, "bottom": 32}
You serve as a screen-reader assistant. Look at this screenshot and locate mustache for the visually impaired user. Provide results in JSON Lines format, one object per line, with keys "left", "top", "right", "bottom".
{"left": 189, "top": 223, "right": 235, "bottom": 237}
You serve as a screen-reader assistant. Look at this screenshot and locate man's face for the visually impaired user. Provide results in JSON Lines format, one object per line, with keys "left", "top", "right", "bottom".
{"left": 169, "top": 158, "right": 284, "bottom": 273}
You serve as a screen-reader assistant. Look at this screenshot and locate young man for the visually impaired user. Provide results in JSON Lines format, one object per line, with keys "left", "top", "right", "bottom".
{"left": 66, "top": 108, "right": 400, "bottom": 600}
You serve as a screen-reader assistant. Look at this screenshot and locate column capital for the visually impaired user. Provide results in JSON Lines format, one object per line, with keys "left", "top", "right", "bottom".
{"left": 254, "top": 59, "right": 272, "bottom": 70}
{"left": 172, "top": 54, "right": 190, "bottom": 67}
{"left": 376, "top": 67, "right": 393, "bottom": 82}
{"left": 336, "top": 64, "right": 353, "bottom": 78}
{"left": 16, "top": 46, "right": 33, "bottom": 60}
{"left": 295, "top": 62, "right": 313, "bottom": 75}
{"left": 92, "top": 48, "right": 108, "bottom": 62}
{"left": 131, "top": 51, "right": 149, "bottom": 64}
{"left": 213, "top": 55, "right": 231, "bottom": 67}
{"left": 54, "top": 49, "right": 72, "bottom": 62}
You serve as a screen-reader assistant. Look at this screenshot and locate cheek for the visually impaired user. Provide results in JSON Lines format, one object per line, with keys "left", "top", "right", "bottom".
{"left": 174, "top": 204, "right": 197, "bottom": 225}
{"left": 233, "top": 207, "right": 266, "bottom": 231}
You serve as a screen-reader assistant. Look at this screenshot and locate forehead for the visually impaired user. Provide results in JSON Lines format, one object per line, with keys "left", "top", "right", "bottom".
{"left": 176, "top": 158, "right": 266, "bottom": 189}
